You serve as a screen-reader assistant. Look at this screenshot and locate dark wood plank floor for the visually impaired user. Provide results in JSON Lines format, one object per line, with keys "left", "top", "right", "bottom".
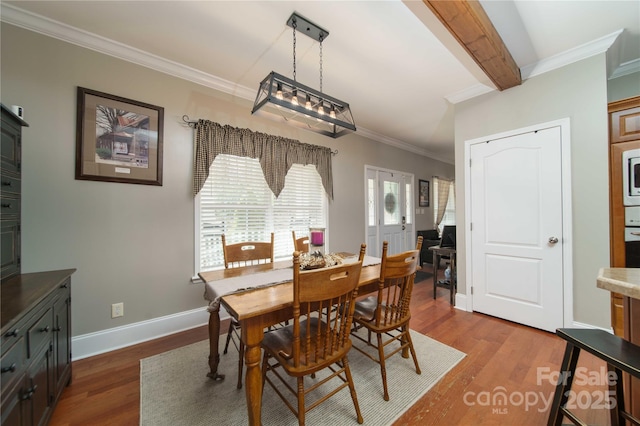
{"left": 49, "top": 264, "right": 610, "bottom": 425}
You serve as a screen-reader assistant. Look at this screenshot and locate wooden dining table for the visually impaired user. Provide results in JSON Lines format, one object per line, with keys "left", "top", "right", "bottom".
{"left": 198, "top": 257, "right": 382, "bottom": 426}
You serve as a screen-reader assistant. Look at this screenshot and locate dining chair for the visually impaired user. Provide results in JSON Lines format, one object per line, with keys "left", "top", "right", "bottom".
{"left": 221, "top": 233, "right": 274, "bottom": 269}
{"left": 261, "top": 244, "right": 367, "bottom": 426}
{"left": 350, "top": 238, "right": 422, "bottom": 401}
{"left": 221, "top": 232, "right": 274, "bottom": 389}
{"left": 292, "top": 230, "right": 310, "bottom": 253}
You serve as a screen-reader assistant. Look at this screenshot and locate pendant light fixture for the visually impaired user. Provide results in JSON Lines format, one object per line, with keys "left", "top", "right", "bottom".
{"left": 252, "top": 12, "right": 356, "bottom": 138}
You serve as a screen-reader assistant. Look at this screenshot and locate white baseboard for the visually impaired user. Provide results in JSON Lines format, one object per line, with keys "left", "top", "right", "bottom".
{"left": 570, "top": 320, "right": 613, "bottom": 333}
{"left": 450, "top": 297, "right": 612, "bottom": 333}
{"left": 71, "top": 303, "right": 612, "bottom": 361}
{"left": 71, "top": 307, "right": 212, "bottom": 360}
{"left": 454, "top": 292, "right": 468, "bottom": 311}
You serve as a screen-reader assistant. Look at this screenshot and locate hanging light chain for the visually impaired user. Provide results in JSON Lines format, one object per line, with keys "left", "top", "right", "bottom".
{"left": 319, "top": 33, "right": 324, "bottom": 93}
{"left": 292, "top": 18, "right": 297, "bottom": 82}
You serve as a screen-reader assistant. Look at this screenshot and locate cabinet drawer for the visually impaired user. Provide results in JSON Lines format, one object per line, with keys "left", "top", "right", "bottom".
{"left": 0, "top": 195, "right": 20, "bottom": 217}
{"left": 0, "top": 172, "right": 20, "bottom": 196}
{"left": 1, "top": 337, "right": 25, "bottom": 394}
{"left": 27, "top": 308, "right": 53, "bottom": 358}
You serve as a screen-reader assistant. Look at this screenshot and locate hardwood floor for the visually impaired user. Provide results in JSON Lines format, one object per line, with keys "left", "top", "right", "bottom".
{"left": 49, "top": 264, "right": 610, "bottom": 425}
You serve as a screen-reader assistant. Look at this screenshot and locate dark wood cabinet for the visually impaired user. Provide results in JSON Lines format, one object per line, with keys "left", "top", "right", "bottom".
{"left": 1, "top": 104, "right": 27, "bottom": 283}
{"left": 2, "top": 101, "right": 74, "bottom": 426}
{"left": 1, "top": 269, "right": 75, "bottom": 426}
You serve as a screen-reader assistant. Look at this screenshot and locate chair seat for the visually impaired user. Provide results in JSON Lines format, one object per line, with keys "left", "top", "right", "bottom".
{"left": 263, "top": 317, "right": 351, "bottom": 376}
{"left": 353, "top": 296, "right": 377, "bottom": 321}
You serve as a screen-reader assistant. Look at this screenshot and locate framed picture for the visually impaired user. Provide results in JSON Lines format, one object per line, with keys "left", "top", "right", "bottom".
{"left": 419, "top": 179, "right": 430, "bottom": 207}
{"left": 76, "top": 87, "right": 163, "bottom": 185}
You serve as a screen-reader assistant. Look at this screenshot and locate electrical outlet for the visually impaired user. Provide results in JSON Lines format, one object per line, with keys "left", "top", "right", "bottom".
{"left": 111, "top": 302, "right": 124, "bottom": 318}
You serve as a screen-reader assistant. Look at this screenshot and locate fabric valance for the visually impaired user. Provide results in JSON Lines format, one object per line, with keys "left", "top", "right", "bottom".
{"left": 192, "top": 120, "right": 333, "bottom": 200}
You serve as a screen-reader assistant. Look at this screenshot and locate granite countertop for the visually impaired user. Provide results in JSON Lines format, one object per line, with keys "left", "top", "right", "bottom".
{"left": 597, "top": 268, "right": 640, "bottom": 300}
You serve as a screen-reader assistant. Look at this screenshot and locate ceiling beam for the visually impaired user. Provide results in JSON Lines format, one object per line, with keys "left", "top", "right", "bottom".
{"left": 423, "top": 0, "right": 521, "bottom": 91}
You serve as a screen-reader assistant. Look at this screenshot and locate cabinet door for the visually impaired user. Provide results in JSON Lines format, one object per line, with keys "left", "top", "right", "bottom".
{"left": 24, "top": 345, "right": 53, "bottom": 426}
{"left": 0, "top": 113, "right": 21, "bottom": 173}
{"left": 1, "top": 219, "right": 20, "bottom": 282}
{"left": 610, "top": 105, "right": 640, "bottom": 144}
{"left": 53, "top": 283, "right": 71, "bottom": 396}
{"left": 0, "top": 374, "right": 26, "bottom": 426}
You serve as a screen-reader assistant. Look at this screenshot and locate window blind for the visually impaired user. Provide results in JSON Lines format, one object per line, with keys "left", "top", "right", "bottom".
{"left": 197, "top": 154, "right": 326, "bottom": 272}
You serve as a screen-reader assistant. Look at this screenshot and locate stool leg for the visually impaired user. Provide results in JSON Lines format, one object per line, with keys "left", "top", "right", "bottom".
{"left": 609, "top": 365, "right": 623, "bottom": 426}
{"left": 547, "top": 342, "right": 580, "bottom": 426}
{"left": 432, "top": 252, "right": 438, "bottom": 299}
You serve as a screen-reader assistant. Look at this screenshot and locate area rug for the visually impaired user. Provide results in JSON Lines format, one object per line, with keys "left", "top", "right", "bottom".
{"left": 140, "top": 329, "right": 465, "bottom": 426}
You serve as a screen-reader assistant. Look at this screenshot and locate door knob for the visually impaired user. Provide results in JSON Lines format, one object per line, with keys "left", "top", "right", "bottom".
{"left": 548, "top": 237, "right": 559, "bottom": 244}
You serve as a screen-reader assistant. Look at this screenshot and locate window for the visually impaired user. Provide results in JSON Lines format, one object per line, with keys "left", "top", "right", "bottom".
{"left": 433, "top": 178, "right": 455, "bottom": 232}
{"left": 195, "top": 154, "right": 327, "bottom": 272}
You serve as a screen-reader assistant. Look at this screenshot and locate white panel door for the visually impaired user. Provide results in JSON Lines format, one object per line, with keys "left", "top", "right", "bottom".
{"left": 470, "top": 126, "right": 564, "bottom": 332}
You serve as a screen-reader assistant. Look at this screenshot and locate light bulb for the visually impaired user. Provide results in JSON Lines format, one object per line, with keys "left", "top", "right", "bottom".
{"left": 276, "top": 83, "right": 283, "bottom": 100}
{"left": 291, "top": 89, "right": 298, "bottom": 106}
{"left": 318, "top": 104, "right": 325, "bottom": 115}
{"left": 329, "top": 106, "right": 336, "bottom": 119}
{"left": 305, "top": 94, "right": 312, "bottom": 110}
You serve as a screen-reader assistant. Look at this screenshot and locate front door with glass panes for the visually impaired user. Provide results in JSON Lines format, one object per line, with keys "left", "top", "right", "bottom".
{"left": 366, "top": 167, "right": 414, "bottom": 257}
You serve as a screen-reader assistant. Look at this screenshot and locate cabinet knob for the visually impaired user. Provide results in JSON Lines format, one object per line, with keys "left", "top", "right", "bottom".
{"left": 1, "top": 203, "right": 12, "bottom": 209}
{"left": 1, "top": 363, "right": 17, "bottom": 373}
{"left": 53, "top": 326, "right": 62, "bottom": 332}
{"left": 4, "top": 329, "right": 19, "bottom": 337}
{"left": 1, "top": 181, "right": 11, "bottom": 186}
{"left": 21, "top": 385, "right": 38, "bottom": 400}
{"left": 40, "top": 326, "right": 50, "bottom": 333}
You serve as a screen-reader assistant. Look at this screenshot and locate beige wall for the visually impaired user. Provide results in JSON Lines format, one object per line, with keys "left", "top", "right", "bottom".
{"left": 1, "top": 24, "right": 453, "bottom": 337}
{"left": 454, "top": 55, "right": 612, "bottom": 329}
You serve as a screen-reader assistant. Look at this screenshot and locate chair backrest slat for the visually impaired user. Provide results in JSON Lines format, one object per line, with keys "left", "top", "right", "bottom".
{"left": 292, "top": 231, "right": 310, "bottom": 253}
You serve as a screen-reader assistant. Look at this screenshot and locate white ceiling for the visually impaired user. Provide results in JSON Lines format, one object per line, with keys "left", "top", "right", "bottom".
{"left": 2, "top": 0, "right": 639, "bottom": 164}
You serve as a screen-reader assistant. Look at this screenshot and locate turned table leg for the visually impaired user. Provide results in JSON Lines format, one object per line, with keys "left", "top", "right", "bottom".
{"left": 242, "top": 317, "right": 265, "bottom": 426}
{"left": 206, "top": 301, "right": 225, "bottom": 381}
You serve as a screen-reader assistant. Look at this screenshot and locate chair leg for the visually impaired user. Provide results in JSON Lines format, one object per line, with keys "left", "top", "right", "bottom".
{"left": 261, "top": 351, "right": 270, "bottom": 387}
{"left": 376, "top": 332, "right": 390, "bottom": 401}
{"left": 343, "top": 356, "right": 364, "bottom": 424}
{"left": 609, "top": 365, "right": 624, "bottom": 426}
{"left": 404, "top": 326, "right": 421, "bottom": 375}
{"left": 297, "top": 376, "right": 305, "bottom": 426}
{"left": 237, "top": 340, "right": 244, "bottom": 389}
{"left": 223, "top": 321, "right": 234, "bottom": 354}
{"left": 547, "top": 342, "right": 580, "bottom": 426}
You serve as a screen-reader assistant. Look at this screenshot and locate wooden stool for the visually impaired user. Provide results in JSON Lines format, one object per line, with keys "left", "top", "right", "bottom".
{"left": 548, "top": 328, "right": 640, "bottom": 426}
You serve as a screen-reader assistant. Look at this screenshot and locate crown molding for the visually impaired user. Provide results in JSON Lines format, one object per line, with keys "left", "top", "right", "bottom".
{"left": 2, "top": 3, "right": 441, "bottom": 159}
{"left": 445, "top": 83, "right": 495, "bottom": 104}
{"left": 447, "top": 29, "right": 627, "bottom": 104}
{"left": 356, "top": 127, "right": 454, "bottom": 164}
{"left": 520, "top": 29, "right": 623, "bottom": 80}
{"left": 610, "top": 58, "right": 640, "bottom": 80}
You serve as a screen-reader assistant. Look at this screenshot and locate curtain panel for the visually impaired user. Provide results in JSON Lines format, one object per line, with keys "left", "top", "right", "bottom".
{"left": 434, "top": 176, "right": 454, "bottom": 228}
{"left": 192, "top": 120, "right": 334, "bottom": 199}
